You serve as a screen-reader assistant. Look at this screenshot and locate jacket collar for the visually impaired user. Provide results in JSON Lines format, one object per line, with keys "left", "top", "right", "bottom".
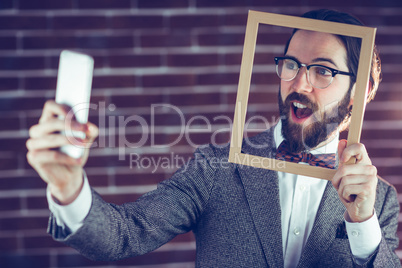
{"left": 237, "top": 128, "right": 284, "bottom": 268}
{"left": 236, "top": 128, "right": 344, "bottom": 267}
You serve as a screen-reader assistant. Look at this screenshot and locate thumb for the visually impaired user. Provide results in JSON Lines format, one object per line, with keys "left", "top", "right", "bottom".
{"left": 337, "top": 139, "right": 347, "bottom": 164}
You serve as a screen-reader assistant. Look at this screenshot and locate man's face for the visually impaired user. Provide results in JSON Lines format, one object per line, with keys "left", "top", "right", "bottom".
{"left": 279, "top": 30, "right": 353, "bottom": 153}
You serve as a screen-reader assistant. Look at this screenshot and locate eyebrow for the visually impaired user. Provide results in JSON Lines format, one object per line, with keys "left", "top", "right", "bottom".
{"left": 285, "top": 54, "right": 339, "bottom": 69}
{"left": 311, "top": 57, "right": 339, "bottom": 68}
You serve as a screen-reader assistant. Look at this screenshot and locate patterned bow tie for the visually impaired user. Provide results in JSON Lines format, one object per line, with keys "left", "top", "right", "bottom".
{"left": 275, "top": 141, "right": 336, "bottom": 169}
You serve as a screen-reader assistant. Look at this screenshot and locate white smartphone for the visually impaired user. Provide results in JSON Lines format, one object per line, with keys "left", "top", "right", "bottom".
{"left": 55, "top": 50, "right": 94, "bottom": 158}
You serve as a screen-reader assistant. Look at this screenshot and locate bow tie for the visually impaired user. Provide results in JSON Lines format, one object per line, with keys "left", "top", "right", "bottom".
{"left": 275, "top": 141, "right": 336, "bottom": 169}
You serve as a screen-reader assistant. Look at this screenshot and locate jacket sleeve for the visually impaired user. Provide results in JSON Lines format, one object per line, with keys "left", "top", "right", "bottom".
{"left": 356, "top": 181, "right": 401, "bottom": 267}
{"left": 47, "top": 146, "right": 219, "bottom": 261}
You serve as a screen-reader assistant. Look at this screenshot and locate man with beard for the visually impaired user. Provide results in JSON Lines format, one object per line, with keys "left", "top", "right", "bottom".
{"left": 26, "top": 9, "right": 399, "bottom": 267}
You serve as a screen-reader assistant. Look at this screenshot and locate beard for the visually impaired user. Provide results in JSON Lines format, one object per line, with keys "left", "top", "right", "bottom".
{"left": 278, "top": 89, "right": 352, "bottom": 153}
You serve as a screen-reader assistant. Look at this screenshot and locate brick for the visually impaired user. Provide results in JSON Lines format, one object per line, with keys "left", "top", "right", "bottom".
{"left": 0, "top": 0, "right": 13, "bottom": 9}
{"left": 92, "top": 75, "right": 137, "bottom": 89}
{"left": 142, "top": 74, "right": 196, "bottom": 87}
{"left": 0, "top": 77, "right": 19, "bottom": 91}
{"left": 196, "top": 0, "right": 248, "bottom": 7}
{"left": 0, "top": 254, "right": 50, "bottom": 268}
{"left": 77, "top": 34, "right": 134, "bottom": 49}
{"left": 0, "top": 216, "right": 48, "bottom": 231}
{"left": 0, "top": 237, "right": 19, "bottom": 252}
{"left": 224, "top": 52, "right": 276, "bottom": 66}
{"left": 167, "top": 53, "right": 219, "bottom": 67}
{"left": 85, "top": 155, "right": 131, "bottom": 168}
{"left": 248, "top": 92, "right": 277, "bottom": 104}
{"left": 0, "top": 137, "right": 27, "bottom": 152}
{"left": 251, "top": 73, "right": 279, "bottom": 85}
{"left": 141, "top": 32, "right": 191, "bottom": 48}
{"left": 0, "top": 96, "right": 47, "bottom": 112}
{"left": 381, "top": 73, "right": 402, "bottom": 84}
{"left": 24, "top": 234, "right": 67, "bottom": 249}
{"left": 26, "top": 197, "right": 48, "bottom": 210}
{"left": 376, "top": 34, "right": 402, "bottom": 45}
{"left": 23, "top": 35, "right": 76, "bottom": 50}
{"left": 169, "top": 93, "right": 222, "bottom": 106}
{"left": 198, "top": 33, "right": 245, "bottom": 46}
{"left": 373, "top": 90, "right": 402, "bottom": 102}
{"left": 85, "top": 174, "right": 109, "bottom": 187}
{"left": 0, "top": 175, "right": 46, "bottom": 190}
{"left": 56, "top": 253, "right": 110, "bottom": 267}
{"left": 76, "top": 0, "right": 131, "bottom": 9}
{"left": 169, "top": 15, "right": 220, "bottom": 29}
{"left": 197, "top": 72, "right": 239, "bottom": 85}
{"left": 109, "top": 54, "right": 161, "bottom": 68}
{"left": 306, "top": 0, "right": 402, "bottom": 7}
{"left": 361, "top": 129, "right": 402, "bottom": 140}
{"left": 0, "top": 114, "right": 21, "bottom": 130}
{"left": 18, "top": 0, "right": 73, "bottom": 9}
{"left": 223, "top": 13, "right": 248, "bottom": 26}
{"left": 24, "top": 76, "right": 57, "bottom": 90}
{"left": 376, "top": 166, "right": 401, "bottom": 176}
{"left": 380, "top": 54, "right": 402, "bottom": 65}
{"left": 0, "top": 153, "right": 20, "bottom": 171}
{"left": 111, "top": 15, "right": 164, "bottom": 29}
{"left": 0, "top": 15, "right": 47, "bottom": 30}
{"left": 0, "top": 56, "right": 46, "bottom": 71}
{"left": 256, "top": 32, "right": 293, "bottom": 46}
{"left": 0, "top": 197, "right": 20, "bottom": 211}
{"left": 110, "top": 94, "right": 165, "bottom": 108}
{"left": 137, "top": 0, "right": 189, "bottom": 8}
{"left": 365, "top": 110, "right": 402, "bottom": 121}
{"left": 367, "top": 148, "right": 401, "bottom": 158}
{"left": 0, "top": 36, "right": 17, "bottom": 50}
{"left": 52, "top": 16, "right": 107, "bottom": 30}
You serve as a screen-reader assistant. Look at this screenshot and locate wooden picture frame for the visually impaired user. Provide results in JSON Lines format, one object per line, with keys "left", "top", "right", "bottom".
{"left": 228, "top": 10, "right": 377, "bottom": 180}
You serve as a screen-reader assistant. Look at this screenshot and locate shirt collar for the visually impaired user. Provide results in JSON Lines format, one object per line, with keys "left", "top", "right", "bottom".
{"left": 274, "top": 120, "right": 339, "bottom": 155}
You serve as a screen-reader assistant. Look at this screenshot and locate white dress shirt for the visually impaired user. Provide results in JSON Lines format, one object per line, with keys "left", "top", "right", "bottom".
{"left": 48, "top": 122, "right": 382, "bottom": 266}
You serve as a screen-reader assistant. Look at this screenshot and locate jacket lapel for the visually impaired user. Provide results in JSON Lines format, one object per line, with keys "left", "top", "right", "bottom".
{"left": 236, "top": 129, "right": 284, "bottom": 268}
{"left": 297, "top": 181, "right": 346, "bottom": 267}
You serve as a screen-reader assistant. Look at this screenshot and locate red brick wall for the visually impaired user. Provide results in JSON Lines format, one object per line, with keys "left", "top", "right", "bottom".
{"left": 0, "top": 0, "right": 401, "bottom": 267}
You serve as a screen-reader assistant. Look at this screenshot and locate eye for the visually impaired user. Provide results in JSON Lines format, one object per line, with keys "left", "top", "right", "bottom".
{"left": 284, "top": 60, "right": 297, "bottom": 70}
{"left": 314, "top": 66, "right": 332, "bottom": 76}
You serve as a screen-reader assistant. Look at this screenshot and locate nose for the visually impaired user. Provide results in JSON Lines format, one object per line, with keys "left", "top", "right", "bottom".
{"left": 291, "top": 67, "right": 313, "bottom": 93}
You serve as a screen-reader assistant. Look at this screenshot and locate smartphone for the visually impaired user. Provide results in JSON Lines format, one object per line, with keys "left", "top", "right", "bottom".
{"left": 55, "top": 50, "right": 94, "bottom": 158}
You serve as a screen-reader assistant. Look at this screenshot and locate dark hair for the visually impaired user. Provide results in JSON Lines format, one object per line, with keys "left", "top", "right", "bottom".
{"left": 283, "top": 9, "right": 381, "bottom": 103}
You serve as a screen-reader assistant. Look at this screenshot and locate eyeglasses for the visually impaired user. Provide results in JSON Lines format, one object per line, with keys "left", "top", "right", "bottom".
{"left": 274, "top": 56, "right": 354, "bottom": 89}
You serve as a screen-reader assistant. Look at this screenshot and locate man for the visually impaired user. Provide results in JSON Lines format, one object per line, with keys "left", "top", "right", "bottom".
{"left": 26, "top": 9, "right": 400, "bottom": 267}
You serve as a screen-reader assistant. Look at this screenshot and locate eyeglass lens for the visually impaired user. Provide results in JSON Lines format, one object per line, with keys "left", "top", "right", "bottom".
{"left": 276, "top": 58, "right": 333, "bottom": 89}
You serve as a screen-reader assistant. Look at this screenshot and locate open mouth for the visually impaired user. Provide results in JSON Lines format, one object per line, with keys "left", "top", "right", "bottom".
{"left": 291, "top": 102, "right": 313, "bottom": 121}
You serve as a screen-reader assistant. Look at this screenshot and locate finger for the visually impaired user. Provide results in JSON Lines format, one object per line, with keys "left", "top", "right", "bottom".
{"left": 340, "top": 183, "right": 373, "bottom": 203}
{"left": 39, "top": 100, "right": 71, "bottom": 124}
{"left": 27, "top": 149, "right": 81, "bottom": 168}
{"left": 332, "top": 164, "right": 377, "bottom": 190}
{"left": 338, "top": 174, "right": 375, "bottom": 194}
{"left": 337, "top": 139, "right": 348, "bottom": 163}
{"left": 341, "top": 143, "right": 371, "bottom": 165}
{"left": 27, "top": 134, "right": 86, "bottom": 151}
{"left": 85, "top": 121, "right": 99, "bottom": 142}
{"left": 30, "top": 118, "right": 86, "bottom": 139}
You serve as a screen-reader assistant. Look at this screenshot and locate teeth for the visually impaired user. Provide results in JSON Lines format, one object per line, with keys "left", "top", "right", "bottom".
{"left": 293, "top": 102, "right": 307, "bottom": 109}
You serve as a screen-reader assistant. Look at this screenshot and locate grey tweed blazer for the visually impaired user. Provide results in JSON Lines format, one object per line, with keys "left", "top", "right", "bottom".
{"left": 49, "top": 128, "right": 401, "bottom": 267}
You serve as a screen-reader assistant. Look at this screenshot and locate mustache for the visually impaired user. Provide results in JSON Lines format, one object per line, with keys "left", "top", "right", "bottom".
{"left": 284, "top": 92, "right": 318, "bottom": 112}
